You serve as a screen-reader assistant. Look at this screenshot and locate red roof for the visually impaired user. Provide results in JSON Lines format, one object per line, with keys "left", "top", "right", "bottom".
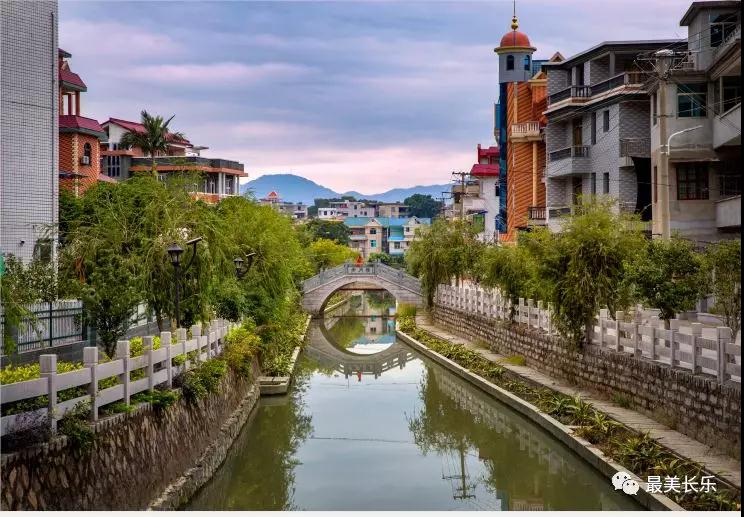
{"left": 498, "top": 30, "right": 533, "bottom": 49}
{"left": 105, "top": 117, "right": 192, "bottom": 146}
{"left": 478, "top": 145, "right": 499, "bottom": 160}
{"left": 470, "top": 164, "right": 500, "bottom": 177}
{"left": 59, "top": 68, "right": 86, "bottom": 90}
{"left": 267, "top": 191, "right": 279, "bottom": 198}
{"left": 59, "top": 115, "right": 105, "bottom": 135}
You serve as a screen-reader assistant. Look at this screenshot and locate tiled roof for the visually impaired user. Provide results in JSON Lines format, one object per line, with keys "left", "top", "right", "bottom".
{"left": 498, "top": 30, "right": 533, "bottom": 49}
{"left": 59, "top": 115, "right": 106, "bottom": 138}
{"left": 59, "top": 68, "right": 86, "bottom": 90}
{"left": 478, "top": 146, "right": 499, "bottom": 160}
{"left": 105, "top": 117, "right": 192, "bottom": 146}
{"left": 343, "top": 216, "right": 431, "bottom": 228}
{"left": 470, "top": 163, "right": 500, "bottom": 177}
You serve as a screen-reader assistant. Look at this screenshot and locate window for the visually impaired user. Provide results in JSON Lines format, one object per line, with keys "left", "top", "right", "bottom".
{"left": 369, "top": 228, "right": 377, "bottom": 235}
{"left": 225, "top": 175, "right": 235, "bottom": 195}
{"left": 677, "top": 83, "right": 707, "bottom": 117}
{"left": 676, "top": 163, "right": 708, "bottom": 200}
{"left": 603, "top": 110, "right": 610, "bottom": 132}
{"left": 204, "top": 176, "right": 217, "bottom": 194}
{"left": 591, "top": 113, "right": 597, "bottom": 144}
{"left": 494, "top": 184, "right": 500, "bottom": 197}
{"left": 722, "top": 76, "right": 741, "bottom": 113}
{"left": 393, "top": 242, "right": 401, "bottom": 249}
{"left": 106, "top": 155, "right": 121, "bottom": 177}
{"left": 710, "top": 13, "right": 738, "bottom": 47}
{"left": 652, "top": 92, "right": 658, "bottom": 125}
{"left": 523, "top": 55, "right": 531, "bottom": 71}
{"left": 33, "top": 239, "right": 53, "bottom": 263}
{"left": 653, "top": 166, "right": 658, "bottom": 203}
{"left": 506, "top": 55, "right": 514, "bottom": 70}
{"left": 591, "top": 172, "right": 597, "bottom": 195}
{"left": 719, "top": 172, "right": 742, "bottom": 197}
{"left": 370, "top": 239, "right": 377, "bottom": 248}
{"left": 404, "top": 226, "right": 410, "bottom": 233}
{"left": 603, "top": 172, "right": 610, "bottom": 194}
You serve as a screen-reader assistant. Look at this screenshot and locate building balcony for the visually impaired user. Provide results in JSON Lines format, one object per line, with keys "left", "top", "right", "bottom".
{"left": 527, "top": 206, "right": 547, "bottom": 226}
{"left": 349, "top": 234, "right": 368, "bottom": 241}
{"left": 547, "top": 71, "right": 651, "bottom": 107}
{"left": 716, "top": 195, "right": 741, "bottom": 230}
{"left": 548, "top": 85, "right": 592, "bottom": 105}
{"left": 510, "top": 121, "right": 542, "bottom": 142}
{"left": 713, "top": 102, "right": 741, "bottom": 149}
{"left": 547, "top": 146, "right": 590, "bottom": 177}
{"left": 130, "top": 156, "right": 246, "bottom": 175}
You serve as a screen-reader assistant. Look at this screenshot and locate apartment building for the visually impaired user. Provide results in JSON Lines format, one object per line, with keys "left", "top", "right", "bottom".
{"left": 542, "top": 39, "right": 682, "bottom": 231}
{"left": 493, "top": 12, "right": 553, "bottom": 242}
{"left": 318, "top": 207, "right": 340, "bottom": 220}
{"left": 647, "top": 0, "right": 741, "bottom": 242}
{"left": 328, "top": 200, "right": 376, "bottom": 218}
{"left": 259, "top": 191, "right": 308, "bottom": 219}
{"left": 1, "top": 1, "right": 58, "bottom": 263}
{"left": 448, "top": 145, "right": 500, "bottom": 241}
{"left": 375, "top": 203, "right": 409, "bottom": 218}
{"left": 344, "top": 216, "right": 431, "bottom": 259}
{"left": 101, "top": 117, "right": 245, "bottom": 203}
{"left": 58, "top": 49, "right": 112, "bottom": 196}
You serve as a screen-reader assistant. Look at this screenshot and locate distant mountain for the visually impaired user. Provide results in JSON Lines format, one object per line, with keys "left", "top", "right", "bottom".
{"left": 240, "top": 173, "right": 449, "bottom": 205}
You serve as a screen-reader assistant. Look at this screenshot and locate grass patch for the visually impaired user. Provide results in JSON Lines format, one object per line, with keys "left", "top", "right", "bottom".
{"left": 502, "top": 355, "right": 526, "bottom": 366}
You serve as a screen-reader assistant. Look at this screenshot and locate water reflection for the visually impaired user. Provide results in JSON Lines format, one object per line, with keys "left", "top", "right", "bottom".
{"left": 325, "top": 290, "right": 397, "bottom": 355}
{"left": 187, "top": 294, "right": 643, "bottom": 511}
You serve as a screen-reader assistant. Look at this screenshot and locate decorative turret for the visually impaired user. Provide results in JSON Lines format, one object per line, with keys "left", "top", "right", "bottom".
{"left": 494, "top": 6, "right": 536, "bottom": 83}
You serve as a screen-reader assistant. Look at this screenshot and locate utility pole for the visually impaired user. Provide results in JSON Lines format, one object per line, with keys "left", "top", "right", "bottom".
{"left": 655, "top": 50, "right": 672, "bottom": 240}
{"left": 451, "top": 171, "right": 469, "bottom": 221}
{"left": 443, "top": 440, "right": 476, "bottom": 500}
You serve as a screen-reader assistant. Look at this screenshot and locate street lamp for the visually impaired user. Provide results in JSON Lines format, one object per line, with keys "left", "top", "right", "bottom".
{"left": 167, "top": 237, "right": 203, "bottom": 328}
{"left": 659, "top": 125, "right": 703, "bottom": 239}
{"left": 234, "top": 252, "right": 256, "bottom": 279}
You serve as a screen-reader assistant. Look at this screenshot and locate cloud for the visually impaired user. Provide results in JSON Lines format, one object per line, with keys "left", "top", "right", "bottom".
{"left": 122, "top": 62, "right": 315, "bottom": 86}
{"left": 59, "top": 19, "right": 181, "bottom": 60}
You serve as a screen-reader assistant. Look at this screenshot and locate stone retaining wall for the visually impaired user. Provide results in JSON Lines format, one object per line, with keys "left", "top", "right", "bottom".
{"left": 0, "top": 360, "right": 260, "bottom": 510}
{"left": 431, "top": 304, "right": 741, "bottom": 458}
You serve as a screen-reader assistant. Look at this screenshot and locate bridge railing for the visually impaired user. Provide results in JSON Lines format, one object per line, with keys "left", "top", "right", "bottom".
{"left": 302, "top": 262, "right": 422, "bottom": 295}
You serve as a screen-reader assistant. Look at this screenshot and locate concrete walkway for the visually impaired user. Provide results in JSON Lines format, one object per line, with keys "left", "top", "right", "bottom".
{"left": 415, "top": 314, "right": 742, "bottom": 490}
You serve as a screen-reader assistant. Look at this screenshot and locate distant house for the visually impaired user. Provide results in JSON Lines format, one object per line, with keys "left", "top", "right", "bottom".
{"left": 259, "top": 191, "right": 308, "bottom": 219}
{"left": 343, "top": 216, "right": 431, "bottom": 259}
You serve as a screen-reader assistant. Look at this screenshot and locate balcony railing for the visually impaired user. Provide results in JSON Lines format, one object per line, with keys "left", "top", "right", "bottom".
{"left": 131, "top": 156, "right": 244, "bottom": 172}
{"left": 549, "top": 72, "right": 651, "bottom": 104}
{"left": 511, "top": 121, "right": 541, "bottom": 138}
{"left": 527, "top": 206, "right": 547, "bottom": 224}
{"left": 620, "top": 137, "right": 651, "bottom": 158}
{"left": 549, "top": 145, "right": 589, "bottom": 161}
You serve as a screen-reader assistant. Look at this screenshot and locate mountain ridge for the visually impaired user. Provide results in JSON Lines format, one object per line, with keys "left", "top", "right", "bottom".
{"left": 240, "top": 173, "right": 449, "bottom": 205}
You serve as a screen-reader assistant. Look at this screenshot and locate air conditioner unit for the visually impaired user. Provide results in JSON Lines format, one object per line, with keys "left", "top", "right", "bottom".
{"left": 80, "top": 155, "right": 90, "bottom": 165}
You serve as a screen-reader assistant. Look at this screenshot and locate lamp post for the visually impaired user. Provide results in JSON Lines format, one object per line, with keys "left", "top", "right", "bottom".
{"left": 234, "top": 252, "right": 256, "bottom": 279}
{"left": 659, "top": 125, "right": 703, "bottom": 239}
{"left": 167, "top": 237, "right": 203, "bottom": 328}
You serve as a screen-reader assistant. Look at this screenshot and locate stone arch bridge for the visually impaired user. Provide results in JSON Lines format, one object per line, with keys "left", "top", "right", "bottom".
{"left": 301, "top": 262, "right": 424, "bottom": 316}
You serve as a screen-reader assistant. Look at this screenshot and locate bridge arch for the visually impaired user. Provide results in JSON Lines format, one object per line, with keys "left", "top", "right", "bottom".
{"left": 301, "top": 262, "right": 424, "bottom": 316}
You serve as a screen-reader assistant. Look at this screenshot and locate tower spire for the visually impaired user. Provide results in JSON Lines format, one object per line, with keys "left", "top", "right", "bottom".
{"left": 511, "top": 0, "right": 519, "bottom": 30}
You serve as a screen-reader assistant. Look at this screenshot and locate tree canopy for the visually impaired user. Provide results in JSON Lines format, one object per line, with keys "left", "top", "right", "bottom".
{"left": 404, "top": 194, "right": 443, "bottom": 219}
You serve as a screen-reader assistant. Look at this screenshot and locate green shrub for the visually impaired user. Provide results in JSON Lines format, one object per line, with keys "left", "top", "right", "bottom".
{"left": 611, "top": 433, "right": 665, "bottom": 473}
{"left": 132, "top": 389, "right": 180, "bottom": 411}
{"left": 180, "top": 359, "right": 227, "bottom": 404}
{"left": 58, "top": 402, "right": 95, "bottom": 453}
{"left": 224, "top": 325, "right": 261, "bottom": 377}
{"left": 611, "top": 393, "right": 633, "bottom": 408}
{"left": 397, "top": 303, "right": 417, "bottom": 319}
{"left": 172, "top": 354, "right": 186, "bottom": 366}
{"left": 99, "top": 401, "right": 133, "bottom": 416}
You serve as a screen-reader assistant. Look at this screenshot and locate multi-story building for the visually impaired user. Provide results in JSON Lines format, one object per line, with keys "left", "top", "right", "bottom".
{"left": 58, "top": 49, "right": 112, "bottom": 196}
{"left": 449, "top": 145, "right": 500, "bottom": 241}
{"left": 329, "top": 200, "right": 375, "bottom": 218}
{"left": 647, "top": 0, "right": 741, "bottom": 242}
{"left": 101, "top": 117, "right": 245, "bottom": 203}
{"left": 344, "top": 216, "right": 431, "bottom": 259}
{"left": 317, "top": 206, "right": 341, "bottom": 220}
{"left": 259, "top": 191, "right": 308, "bottom": 219}
{"left": 375, "top": 203, "right": 409, "bottom": 218}
{"left": 493, "top": 12, "right": 552, "bottom": 242}
{"left": 541, "top": 38, "right": 683, "bottom": 231}
{"left": 1, "top": 1, "right": 59, "bottom": 263}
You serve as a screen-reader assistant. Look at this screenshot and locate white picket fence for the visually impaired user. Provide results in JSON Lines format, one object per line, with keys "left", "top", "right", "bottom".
{"left": 435, "top": 284, "right": 741, "bottom": 384}
{"left": 0, "top": 319, "right": 233, "bottom": 437}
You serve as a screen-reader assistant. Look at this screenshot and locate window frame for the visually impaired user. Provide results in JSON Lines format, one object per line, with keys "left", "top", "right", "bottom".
{"left": 603, "top": 110, "right": 610, "bottom": 132}
{"left": 677, "top": 83, "right": 707, "bottom": 118}
{"left": 676, "top": 163, "right": 709, "bottom": 200}
{"left": 506, "top": 55, "right": 515, "bottom": 71}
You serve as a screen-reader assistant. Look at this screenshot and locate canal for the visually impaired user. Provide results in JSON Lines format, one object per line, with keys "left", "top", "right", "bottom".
{"left": 187, "top": 291, "right": 643, "bottom": 511}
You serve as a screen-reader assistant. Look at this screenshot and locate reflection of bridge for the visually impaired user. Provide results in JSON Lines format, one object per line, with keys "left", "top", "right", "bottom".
{"left": 304, "top": 321, "right": 416, "bottom": 379}
{"left": 301, "top": 262, "right": 424, "bottom": 315}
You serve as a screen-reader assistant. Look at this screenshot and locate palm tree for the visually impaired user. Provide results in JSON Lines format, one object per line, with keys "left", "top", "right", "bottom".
{"left": 119, "top": 110, "right": 186, "bottom": 177}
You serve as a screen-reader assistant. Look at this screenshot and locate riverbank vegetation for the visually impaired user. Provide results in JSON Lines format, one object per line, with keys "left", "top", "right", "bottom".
{"left": 406, "top": 198, "right": 741, "bottom": 346}
{"left": 398, "top": 316, "right": 740, "bottom": 511}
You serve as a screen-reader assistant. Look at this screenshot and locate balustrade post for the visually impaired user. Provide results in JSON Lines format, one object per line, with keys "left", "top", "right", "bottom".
{"left": 116, "top": 340, "right": 131, "bottom": 405}
{"left": 191, "top": 324, "right": 202, "bottom": 363}
{"left": 161, "top": 331, "right": 173, "bottom": 387}
{"left": 690, "top": 323, "right": 702, "bottom": 374}
{"left": 40, "top": 354, "right": 58, "bottom": 432}
{"left": 84, "top": 347, "right": 99, "bottom": 421}
{"left": 669, "top": 319, "right": 680, "bottom": 368}
{"left": 632, "top": 311, "right": 642, "bottom": 357}
{"left": 518, "top": 298, "right": 525, "bottom": 325}
{"left": 717, "top": 327, "right": 733, "bottom": 383}
{"left": 527, "top": 299, "right": 534, "bottom": 329}
{"left": 615, "top": 311, "right": 624, "bottom": 352}
{"left": 144, "top": 336, "right": 154, "bottom": 393}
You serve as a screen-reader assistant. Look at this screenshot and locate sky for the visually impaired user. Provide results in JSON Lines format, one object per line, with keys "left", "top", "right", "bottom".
{"left": 60, "top": 0, "right": 694, "bottom": 193}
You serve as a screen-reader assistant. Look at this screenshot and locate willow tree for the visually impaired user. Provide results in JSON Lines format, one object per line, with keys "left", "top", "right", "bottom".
{"left": 704, "top": 239, "right": 741, "bottom": 333}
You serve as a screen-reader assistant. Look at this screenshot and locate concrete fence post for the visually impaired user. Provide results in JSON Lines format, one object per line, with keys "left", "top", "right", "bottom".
{"left": 83, "top": 347, "right": 99, "bottom": 421}
{"left": 632, "top": 311, "right": 642, "bottom": 357}
{"left": 161, "top": 331, "right": 173, "bottom": 387}
{"left": 40, "top": 354, "right": 58, "bottom": 432}
{"left": 717, "top": 326, "right": 733, "bottom": 384}
{"left": 209, "top": 330, "right": 217, "bottom": 358}
{"left": 143, "top": 336, "right": 154, "bottom": 393}
{"left": 527, "top": 299, "right": 533, "bottom": 329}
{"left": 177, "top": 327, "right": 187, "bottom": 342}
{"left": 690, "top": 323, "right": 702, "bottom": 374}
{"left": 547, "top": 303, "right": 553, "bottom": 335}
{"left": 116, "top": 340, "right": 131, "bottom": 405}
{"left": 615, "top": 311, "right": 624, "bottom": 352}
{"left": 598, "top": 308, "right": 609, "bottom": 346}
{"left": 669, "top": 319, "right": 680, "bottom": 368}
{"left": 518, "top": 298, "right": 525, "bottom": 325}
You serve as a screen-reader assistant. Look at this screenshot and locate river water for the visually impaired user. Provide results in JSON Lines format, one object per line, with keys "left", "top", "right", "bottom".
{"left": 187, "top": 292, "right": 643, "bottom": 511}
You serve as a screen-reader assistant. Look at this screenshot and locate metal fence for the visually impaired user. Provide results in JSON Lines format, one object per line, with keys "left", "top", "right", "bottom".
{"left": 1, "top": 301, "right": 152, "bottom": 355}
